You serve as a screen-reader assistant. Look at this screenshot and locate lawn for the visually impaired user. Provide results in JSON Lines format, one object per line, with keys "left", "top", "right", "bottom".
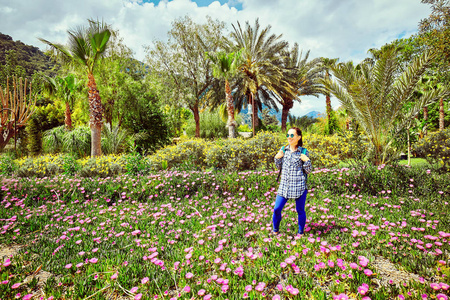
{"left": 0, "top": 167, "right": 449, "bottom": 300}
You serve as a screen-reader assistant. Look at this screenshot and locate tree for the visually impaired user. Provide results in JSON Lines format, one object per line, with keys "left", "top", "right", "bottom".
{"left": 320, "top": 57, "right": 339, "bottom": 134}
{"left": 39, "top": 19, "right": 112, "bottom": 157}
{"left": 147, "top": 16, "right": 226, "bottom": 138}
{"left": 0, "top": 76, "right": 37, "bottom": 150}
{"left": 206, "top": 50, "right": 242, "bottom": 138}
{"left": 43, "top": 74, "right": 80, "bottom": 131}
{"left": 275, "top": 43, "right": 323, "bottom": 131}
{"left": 229, "top": 19, "right": 288, "bottom": 136}
{"left": 322, "top": 47, "right": 449, "bottom": 165}
{"left": 419, "top": 0, "right": 450, "bottom": 130}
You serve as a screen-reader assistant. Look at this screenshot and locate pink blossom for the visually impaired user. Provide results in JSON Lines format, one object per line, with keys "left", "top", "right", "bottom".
{"left": 89, "top": 258, "right": 98, "bottom": 264}
{"left": 12, "top": 283, "right": 21, "bottom": 289}
{"left": 198, "top": 289, "right": 206, "bottom": 296}
{"left": 141, "top": 277, "right": 149, "bottom": 284}
{"left": 65, "top": 263, "right": 72, "bottom": 269}
{"left": 23, "top": 294, "right": 33, "bottom": 300}
{"left": 245, "top": 285, "right": 252, "bottom": 292}
{"left": 185, "top": 272, "right": 194, "bottom": 279}
{"left": 364, "top": 269, "right": 373, "bottom": 276}
{"left": 3, "top": 259, "right": 11, "bottom": 267}
{"left": 111, "top": 272, "right": 118, "bottom": 280}
{"left": 130, "top": 287, "right": 138, "bottom": 293}
{"left": 134, "top": 294, "right": 143, "bottom": 300}
{"left": 436, "top": 294, "right": 448, "bottom": 300}
{"left": 183, "top": 285, "right": 191, "bottom": 293}
{"left": 272, "top": 295, "right": 281, "bottom": 300}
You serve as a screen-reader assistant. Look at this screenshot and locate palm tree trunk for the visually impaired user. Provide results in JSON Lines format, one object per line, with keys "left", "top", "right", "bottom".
{"left": 439, "top": 97, "right": 444, "bottom": 131}
{"left": 225, "top": 80, "right": 236, "bottom": 138}
{"left": 423, "top": 106, "right": 428, "bottom": 136}
{"left": 281, "top": 98, "right": 293, "bottom": 132}
{"left": 88, "top": 73, "right": 103, "bottom": 157}
{"left": 326, "top": 93, "right": 332, "bottom": 121}
{"left": 193, "top": 105, "right": 200, "bottom": 138}
{"left": 250, "top": 92, "right": 255, "bottom": 137}
{"left": 65, "top": 101, "right": 72, "bottom": 131}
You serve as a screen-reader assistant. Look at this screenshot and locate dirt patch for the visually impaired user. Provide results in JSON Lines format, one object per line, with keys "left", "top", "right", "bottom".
{"left": 0, "top": 243, "right": 24, "bottom": 258}
{"left": 372, "top": 255, "right": 423, "bottom": 288}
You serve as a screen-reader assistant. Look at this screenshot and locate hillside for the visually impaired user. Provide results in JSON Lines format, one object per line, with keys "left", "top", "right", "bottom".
{"left": 0, "top": 32, "right": 57, "bottom": 78}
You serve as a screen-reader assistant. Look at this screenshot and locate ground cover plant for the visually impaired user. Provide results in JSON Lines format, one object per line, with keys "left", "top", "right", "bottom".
{"left": 0, "top": 165, "right": 449, "bottom": 300}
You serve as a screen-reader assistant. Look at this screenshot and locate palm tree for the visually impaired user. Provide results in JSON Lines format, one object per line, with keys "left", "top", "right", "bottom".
{"left": 321, "top": 57, "right": 339, "bottom": 121}
{"left": 229, "top": 19, "right": 287, "bottom": 136}
{"left": 274, "top": 43, "right": 323, "bottom": 131}
{"left": 43, "top": 74, "right": 80, "bottom": 131}
{"left": 39, "top": 19, "right": 112, "bottom": 157}
{"left": 206, "top": 50, "right": 242, "bottom": 138}
{"left": 322, "top": 47, "right": 449, "bottom": 165}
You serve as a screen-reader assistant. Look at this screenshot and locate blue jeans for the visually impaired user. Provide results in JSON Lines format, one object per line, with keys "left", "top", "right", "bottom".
{"left": 272, "top": 189, "right": 307, "bottom": 234}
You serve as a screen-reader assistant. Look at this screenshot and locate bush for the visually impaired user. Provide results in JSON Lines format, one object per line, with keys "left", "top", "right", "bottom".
{"left": 0, "top": 154, "right": 16, "bottom": 175}
{"left": 78, "top": 155, "right": 126, "bottom": 177}
{"left": 185, "top": 110, "right": 227, "bottom": 139}
{"left": 15, "top": 155, "right": 65, "bottom": 177}
{"left": 303, "top": 132, "right": 369, "bottom": 168}
{"left": 237, "top": 124, "right": 252, "bottom": 132}
{"left": 413, "top": 128, "right": 450, "bottom": 171}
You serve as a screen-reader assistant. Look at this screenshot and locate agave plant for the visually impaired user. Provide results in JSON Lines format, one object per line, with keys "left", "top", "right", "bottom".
{"left": 62, "top": 126, "right": 91, "bottom": 158}
{"left": 43, "top": 126, "right": 66, "bottom": 154}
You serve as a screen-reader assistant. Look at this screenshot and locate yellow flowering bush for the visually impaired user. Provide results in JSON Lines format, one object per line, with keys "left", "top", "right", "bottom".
{"left": 413, "top": 128, "right": 450, "bottom": 171}
{"left": 78, "top": 155, "right": 127, "bottom": 177}
{"left": 303, "top": 132, "right": 369, "bottom": 167}
{"left": 15, "top": 154, "right": 65, "bottom": 177}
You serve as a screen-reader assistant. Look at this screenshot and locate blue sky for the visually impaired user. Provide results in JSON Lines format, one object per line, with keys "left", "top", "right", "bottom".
{"left": 0, "top": 0, "right": 431, "bottom": 116}
{"left": 142, "top": 0, "right": 243, "bottom": 10}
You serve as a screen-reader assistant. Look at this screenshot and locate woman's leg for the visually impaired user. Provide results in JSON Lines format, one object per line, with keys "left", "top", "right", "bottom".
{"left": 272, "top": 194, "right": 288, "bottom": 232}
{"left": 295, "top": 189, "right": 308, "bottom": 234}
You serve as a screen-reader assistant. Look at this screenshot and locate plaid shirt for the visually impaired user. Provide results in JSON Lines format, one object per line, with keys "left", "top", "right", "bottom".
{"left": 275, "top": 147, "right": 312, "bottom": 199}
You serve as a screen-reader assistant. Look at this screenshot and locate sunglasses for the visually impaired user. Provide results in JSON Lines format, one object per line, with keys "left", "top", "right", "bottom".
{"left": 286, "top": 134, "right": 296, "bottom": 138}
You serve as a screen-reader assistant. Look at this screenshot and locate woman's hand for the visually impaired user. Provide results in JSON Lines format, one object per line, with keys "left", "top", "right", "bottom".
{"left": 300, "top": 154, "right": 309, "bottom": 162}
{"left": 275, "top": 150, "right": 284, "bottom": 159}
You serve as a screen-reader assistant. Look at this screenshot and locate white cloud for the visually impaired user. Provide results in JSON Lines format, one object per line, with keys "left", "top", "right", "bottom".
{"left": 0, "top": 0, "right": 432, "bottom": 116}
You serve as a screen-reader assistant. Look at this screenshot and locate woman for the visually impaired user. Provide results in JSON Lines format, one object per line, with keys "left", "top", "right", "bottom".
{"left": 273, "top": 127, "right": 312, "bottom": 236}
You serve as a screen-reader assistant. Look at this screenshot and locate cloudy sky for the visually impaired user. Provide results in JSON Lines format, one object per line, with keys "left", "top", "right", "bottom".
{"left": 0, "top": 0, "right": 431, "bottom": 117}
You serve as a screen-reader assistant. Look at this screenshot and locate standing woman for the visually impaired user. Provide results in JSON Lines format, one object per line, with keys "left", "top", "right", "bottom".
{"left": 273, "top": 127, "right": 312, "bottom": 236}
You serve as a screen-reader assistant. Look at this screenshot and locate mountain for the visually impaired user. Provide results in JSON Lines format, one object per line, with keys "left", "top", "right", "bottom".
{"left": 303, "top": 111, "right": 324, "bottom": 119}
{"left": 0, "top": 32, "right": 57, "bottom": 78}
{"left": 239, "top": 103, "right": 282, "bottom": 125}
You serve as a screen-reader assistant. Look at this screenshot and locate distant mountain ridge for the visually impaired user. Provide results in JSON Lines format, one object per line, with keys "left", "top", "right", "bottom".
{"left": 0, "top": 32, "right": 57, "bottom": 78}
{"left": 303, "top": 111, "right": 323, "bottom": 119}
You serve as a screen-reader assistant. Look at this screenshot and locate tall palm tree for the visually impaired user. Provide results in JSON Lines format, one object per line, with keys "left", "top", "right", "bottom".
{"left": 322, "top": 47, "right": 449, "bottom": 165}
{"left": 274, "top": 43, "right": 323, "bottom": 131}
{"left": 43, "top": 74, "right": 80, "bottom": 131}
{"left": 321, "top": 57, "right": 339, "bottom": 121}
{"left": 229, "top": 19, "right": 287, "bottom": 136}
{"left": 206, "top": 50, "right": 242, "bottom": 138}
{"left": 39, "top": 19, "right": 112, "bottom": 157}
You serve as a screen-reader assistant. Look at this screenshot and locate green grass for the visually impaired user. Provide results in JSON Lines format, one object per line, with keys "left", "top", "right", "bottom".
{"left": 398, "top": 157, "right": 429, "bottom": 167}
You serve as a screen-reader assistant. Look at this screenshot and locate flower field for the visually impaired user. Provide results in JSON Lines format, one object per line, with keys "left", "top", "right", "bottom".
{"left": 0, "top": 167, "right": 449, "bottom": 300}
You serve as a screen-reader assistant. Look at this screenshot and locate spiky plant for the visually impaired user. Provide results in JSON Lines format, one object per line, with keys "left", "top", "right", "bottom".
{"left": 322, "top": 47, "right": 449, "bottom": 165}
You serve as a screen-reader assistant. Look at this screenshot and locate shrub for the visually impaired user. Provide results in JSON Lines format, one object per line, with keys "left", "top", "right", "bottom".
{"left": 185, "top": 110, "right": 227, "bottom": 139}
{"left": 78, "top": 155, "right": 126, "bottom": 177}
{"left": 413, "top": 128, "right": 450, "bottom": 171}
{"left": 237, "top": 124, "right": 252, "bottom": 132}
{"left": 15, "top": 155, "right": 64, "bottom": 177}
{"left": 0, "top": 154, "right": 16, "bottom": 175}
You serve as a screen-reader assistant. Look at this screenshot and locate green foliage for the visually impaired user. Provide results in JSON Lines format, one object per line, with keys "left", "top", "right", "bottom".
{"left": 288, "top": 114, "right": 318, "bottom": 132}
{"left": 324, "top": 109, "right": 340, "bottom": 135}
{"left": 413, "top": 128, "right": 450, "bottom": 171}
{"left": 62, "top": 126, "right": 91, "bottom": 158}
{"left": 78, "top": 155, "right": 125, "bottom": 177}
{"left": 311, "top": 163, "right": 450, "bottom": 198}
{"left": 26, "top": 117, "right": 42, "bottom": 156}
{"left": 185, "top": 110, "right": 228, "bottom": 139}
{"left": 237, "top": 124, "right": 252, "bottom": 132}
{"left": 43, "top": 125, "right": 65, "bottom": 154}
{"left": 122, "top": 97, "right": 171, "bottom": 154}
{"left": 0, "top": 154, "right": 16, "bottom": 174}
{"left": 0, "top": 34, "right": 57, "bottom": 83}
{"left": 101, "top": 124, "right": 129, "bottom": 155}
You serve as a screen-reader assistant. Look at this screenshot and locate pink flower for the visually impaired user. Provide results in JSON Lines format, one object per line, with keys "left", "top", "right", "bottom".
{"left": 130, "top": 287, "right": 138, "bottom": 293}
{"left": 272, "top": 295, "right": 281, "bottom": 300}
{"left": 89, "top": 258, "right": 98, "bottom": 264}
{"left": 364, "top": 269, "right": 373, "bottom": 276}
{"left": 75, "top": 240, "right": 82, "bottom": 244}
{"left": 245, "top": 285, "right": 252, "bottom": 292}
{"left": 185, "top": 272, "right": 194, "bottom": 279}
{"left": 141, "top": 277, "right": 149, "bottom": 284}
{"left": 23, "top": 294, "right": 33, "bottom": 300}
{"left": 135, "top": 294, "right": 143, "bottom": 300}
{"left": 3, "top": 259, "right": 11, "bottom": 267}
{"left": 431, "top": 283, "right": 441, "bottom": 290}
{"left": 440, "top": 283, "right": 449, "bottom": 290}
{"left": 111, "top": 272, "right": 118, "bottom": 280}
{"left": 333, "top": 293, "right": 349, "bottom": 300}
{"left": 198, "top": 289, "right": 206, "bottom": 296}
{"left": 12, "top": 283, "right": 21, "bottom": 289}
{"left": 183, "top": 285, "right": 191, "bottom": 293}
{"left": 65, "top": 263, "right": 72, "bottom": 269}
{"left": 362, "top": 297, "right": 371, "bottom": 300}
{"left": 203, "top": 295, "right": 212, "bottom": 300}
{"left": 436, "top": 294, "right": 448, "bottom": 300}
